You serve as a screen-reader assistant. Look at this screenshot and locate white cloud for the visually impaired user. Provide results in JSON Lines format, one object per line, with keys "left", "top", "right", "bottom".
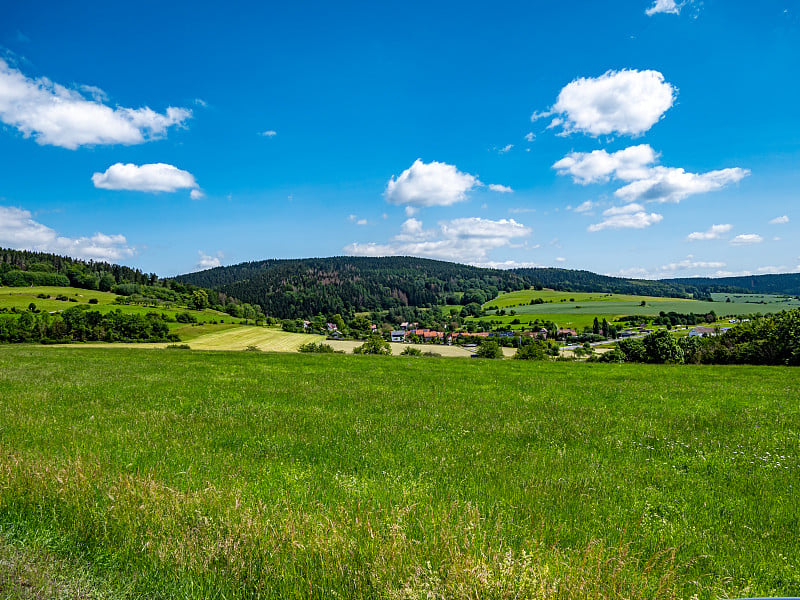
{"left": 473, "top": 260, "right": 542, "bottom": 269}
{"left": 344, "top": 217, "right": 531, "bottom": 264}
{"left": 555, "top": 257, "right": 567, "bottom": 263}
{"left": 687, "top": 223, "right": 733, "bottom": 241}
{"left": 356, "top": 219, "right": 368, "bottom": 226}
{"left": 488, "top": 183, "right": 514, "bottom": 193}
{"left": 524, "top": 132, "right": 535, "bottom": 142}
{"left": 756, "top": 265, "right": 783, "bottom": 274}
{"left": 553, "top": 144, "right": 657, "bottom": 184}
{"left": 190, "top": 189, "right": 205, "bottom": 200}
{"left": 646, "top": 0, "right": 682, "bottom": 16}
{"left": 92, "top": 163, "right": 200, "bottom": 195}
{"left": 769, "top": 215, "right": 789, "bottom": 224}
{"left": 509, "top": 207, "right": 535, "bottom": 214}
{"left": 534, "top": 69, "right": 676, "bottom": 137}
{"left": 660, "top": 256, "right": 726, "bottom": 273}
{"left": 197, "top": 251, "right": 223, "bottom": 269}
{"left": 385, "top": 159, "right": 480, "bottom": 208}
{"left": 615, "top": 166, "right": 749, "bottom": 203}
{"left": 730, "top": 234, "right": 763, "bottom": 245}
{"left": 554, "top": 144, "right": 749, "bottom": 204}
{"left": 0, "top": 205, "right": 134, "bottom": 261}
{"left": 498, "top": 144, "right": 513, "bottom": 154}
{"left": 0, "top": 59, "right": 191, "bottom": 149}
{"left": 572, "top": 200, "right": 596, "bottom": 213}
{"left": 261, "top": 130, "right": 277, "bottom": 137}
{"left": 588, "top": 203, "right": 663, "bottom": 232}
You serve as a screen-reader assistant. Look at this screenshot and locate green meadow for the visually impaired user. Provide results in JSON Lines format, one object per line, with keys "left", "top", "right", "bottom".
{"left": 477, "top": 289, "right": 800, "bottom": 331}
{"left": 1, "top": 346, "right": 798, "bottom": 598}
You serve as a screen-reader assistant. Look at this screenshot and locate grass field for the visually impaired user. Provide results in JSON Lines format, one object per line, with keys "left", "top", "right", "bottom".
{"left": 0, "top": 286, "right": 231, "bottom": 330}
{"left": 0, "top": 347, "right": 798, "bottom": 598}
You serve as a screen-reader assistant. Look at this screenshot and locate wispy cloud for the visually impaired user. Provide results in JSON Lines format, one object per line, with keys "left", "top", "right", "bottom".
{"left": 261, "top": 130, "right": 277, "bottom": 137}
{"left": 687, "top": 223, "right": 733, "bottom": 241}
{"left": 488, "top": 183, "right": 513, "bottom": 193}
{"left": 769, "top": 215, "right": 789, "bottom": 224}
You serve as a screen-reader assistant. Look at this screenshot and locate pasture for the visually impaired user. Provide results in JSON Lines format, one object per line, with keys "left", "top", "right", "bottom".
{"left": 0, "top": 347, "right": 797, "bottom": 599}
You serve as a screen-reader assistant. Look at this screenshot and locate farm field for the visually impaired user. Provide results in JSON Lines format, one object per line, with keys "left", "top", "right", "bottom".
{"left": 0, "top": 347, "right": 798, "bottom": 598}
{"left": 476, "top": 289, "right": 800, "bottom": 331}
{"left": 326, "top": 339, "right": 517, "bottom": 358}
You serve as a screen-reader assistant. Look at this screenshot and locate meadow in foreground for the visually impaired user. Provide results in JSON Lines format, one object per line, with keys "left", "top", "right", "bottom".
{"left": 0, "top": 346, "right": 798, "bottom": 598}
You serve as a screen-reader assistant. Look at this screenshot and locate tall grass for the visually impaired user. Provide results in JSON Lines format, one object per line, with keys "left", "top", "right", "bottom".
{"left": 0, "top": 347, "right": 798, "bottom": 598}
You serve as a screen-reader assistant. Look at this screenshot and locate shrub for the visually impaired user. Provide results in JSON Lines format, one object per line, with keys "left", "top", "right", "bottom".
{"left": 298, "top": 342, "right": 335, "bottom": 353}
{"left": 400, "top": 346, "right": 422, "bottom": 356}
{"left": 353, "top": 336, "right": 391, "bottom": 355}
{"left": 474, "top": 340, "right": 502, "bottom": 359}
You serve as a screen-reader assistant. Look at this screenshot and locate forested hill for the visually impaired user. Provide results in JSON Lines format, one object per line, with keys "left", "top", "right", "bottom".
{"left": 176, "top": 256, "right": 800, "bottom": 320}
{"left": 175, "top": 256, "right": 531, "bottom": 318}
{"left": 510, "top": 268, "right": 713, "bottom": 298}
{"left": 663, "top": 273, "right": 800, "bottom": 296}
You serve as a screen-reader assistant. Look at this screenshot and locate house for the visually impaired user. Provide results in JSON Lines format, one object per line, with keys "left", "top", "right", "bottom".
{"left": 326, "top": 323, "right": 338, "bottom": 332}
{"left": 390, "top": 330, "right": 405, "bottom": 342}
{"left": 400, "top": 321, "right": 409, "bottom": 330}
{"left": 688, "top": 326, "right": 733, "bottom": 338}
{"left": 558, "top": 328, "right": 578, "bottom": 339}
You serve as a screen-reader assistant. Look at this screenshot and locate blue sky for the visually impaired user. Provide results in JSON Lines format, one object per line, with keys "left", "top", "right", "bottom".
{"left": 0, "top": 1, "right": 798, "bottom": 278}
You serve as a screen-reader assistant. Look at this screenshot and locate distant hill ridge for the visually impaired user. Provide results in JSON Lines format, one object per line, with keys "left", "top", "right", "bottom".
{"left": 175, "top": 256, "right": 800, "bottom": 319}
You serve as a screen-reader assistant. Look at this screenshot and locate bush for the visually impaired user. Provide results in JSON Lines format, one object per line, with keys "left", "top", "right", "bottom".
{"left": 88, "top": 298, "right": 99, "bottom": 304}
{"left": 514, "top": 343, "right": 547, "bottom": 360}
{"left": 166, "top": 344, "right": 191, "bottom": 350}
{"left": 298, "top": 342, "right": 335, "bottom": 353}
{"left": 175, "top": 312, "right": 198, "bottom": 323}
{"left": 353, "top": 336, "right": 391, "bottom": 355}
{"left": 474, "top": 340, "right": 502, "bottom": 359}
{"left": 400, "top": 346, "right": 422, "bottom": 356}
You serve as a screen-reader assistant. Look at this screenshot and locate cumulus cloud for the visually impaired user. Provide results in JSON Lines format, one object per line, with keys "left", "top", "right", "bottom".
{"left": 190, "top": 189, "right": 205, "bottom": 200}
{"left": 553, "top": 144, "right": 658, "bottom": 184}
{"left": 197, "top": 251, "right": 223, "bottom": 269}
{"left": 524, "top": 132, "right": 535, "bottom": 142}
{"left": 92, "top": 163, "right": 200, "bottom": 195}
{"left": 587, "top": 203, "right": 663, "bottom": 232}
{"left": 261, "top": 130, "right": 277, "bottom": 137}
{"left": 687, "top": 223, "right": 733, "bottom": 241}
{"left": 385, "top": 159, "right": 481, "bottom": 208}
{"left": 554, "top": 144, "right": 749, "bottom": 204}
{"left": 646, "top": 0, "right": 682, "bottom": 16}
{"left": 533, "top": 70, "right": 676, "bottom": 137}
{"left": 344, "top": 217, "right": 531, "bottom": 264}
{"left": 769, "top": 215, "right": 789, "bottom": 224}
{"left": 488, "top": 183, "right": 513, "bottom": 193}
{"left": 0, "top": 59, "right": 191, "bottom": 149}
{"left": 615, "top": 166, "right": 749, "bottom": 203}
{"left": 0, "top": 205, "right": 134, "bottom": 261}
{"left": 730, "top": 234, "right": 763, "bottom": 245}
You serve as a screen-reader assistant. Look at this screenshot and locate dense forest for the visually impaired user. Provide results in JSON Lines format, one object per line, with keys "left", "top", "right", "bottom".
{"left": 176, "top": 257, "right": 531, "bottom": 318}
{"left": 663, "top": 273, "right": 800, "bottom": 296}
{"left": 177, "top": 256, "right": 800, "bottom": 320}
